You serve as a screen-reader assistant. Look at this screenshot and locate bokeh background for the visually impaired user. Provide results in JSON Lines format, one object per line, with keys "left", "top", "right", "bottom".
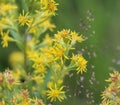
{"left": 1, "top": 0, "right": 120, "bottom": 105}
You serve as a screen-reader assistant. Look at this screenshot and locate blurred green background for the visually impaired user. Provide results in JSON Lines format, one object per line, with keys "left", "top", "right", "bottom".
{"left": 1, "top": 0, "right": 120, "bottom": 105}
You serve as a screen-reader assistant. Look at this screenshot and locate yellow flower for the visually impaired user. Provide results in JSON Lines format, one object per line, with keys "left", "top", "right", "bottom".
{"left": 12, "top": 69, "right": 25, "bottom": 80}
{"left": 31, "top": 98, "right": 45, "bottom": 105}
{"left": 47, "top": 0, "right": 59, "bottom": 15}
{"left": 40, "top": 45, "right": 65, "bottom": 61}
{"left": 0, "top": 3, "right": 17, "bottom": 13}
{"left": 41, "top": 0, "right": 59, "bottom": 15}
{"left": 47, "top": 83, "right": 65, "bottom": 102}
{"left": 33, "top": 59, "right": 44, "bottom": 68}
{"left": 72, "top": 54, "right": 87, "bottom": 74}
{"left": 57, "top": 79, "right": 63, "bottom": 85}
{"left": 34, "top": 63, "right": 46, "bottom": 74}
{"left": 40, "top": 19, "right": 56, "bottom": 31}
{"left": 41, "top": 0, "right": 48, "bottom": 6}
{"left": 27, "top": 50, "right": 39, "bottom": 61}
{"left": 47, "top": 81, "right": 53, "bottom": 88}
{"left": 0, "top": 99, "right": 5, "bottom": 105}
{"left": 43, "top": 34, "right": 53, "bottom": 46}
{"left": 1, "top": 31, "right": 13, "bottom": 47}
{"left": 32, "top": 74, "right": 44, "bottom": 84}
{"left": 55, "top": 29, "right": 70, "bottom": 40}
{"left": 105, "top": 71, "right": 120, "bottom": 83}
{"left": 101, "top": 100, "right": 111, "bottom": 105}
{"left": 9, "top": 52, "right": 24, "bottom": 65}
{"left": 42, "top": 52, "right": 55, "bottom": 63}
{"left": 29, "top": 26, "right": 37, "bottom": 34}
{"left": 71, "top": 31, "right": 84, "bottom": 43}
{"left": 21, "top": 100, "right": 30, "bottom": 105}
{"left": 27, "top": 38, "right": 39, "bottom": 50}
{"left": 0, "top": 18, "right": 12, "bottom": 29}
{"left": 53, "top": 45, "right": 64, "bottom": 59}
{"left": 18, "top": 11, "right": 32, "bottom": 26}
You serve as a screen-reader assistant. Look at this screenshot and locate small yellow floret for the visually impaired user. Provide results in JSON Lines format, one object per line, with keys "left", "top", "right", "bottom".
{"left": 47, "top": 84, "right": 65, "bottom": 102}
{"left": 1, "top": 31, "right": 13, "bottom": 47}
{"left": 18, "top": 11, "right": 32, "bottom": 26}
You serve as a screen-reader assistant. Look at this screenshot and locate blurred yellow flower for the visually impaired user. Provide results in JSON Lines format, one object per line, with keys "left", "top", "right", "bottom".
{"left": 0, "top": 3, "right": 17, "bottom": 13}
{"left": 29, "top": 26, "right": 37, "bottom": 34}
{"left": 40, "top": 19, "right": 56, "bottom": 31}
{"left": 71, "top": 31, "right": 84, "bottom": 43}
{"left": 101, "top": 100, "right": 111, "bottom": 105}
{"left": 9, "top": 52, "right": 24, "bottom": 65}
{"left": 18, "top": 11, "right": 32, "bottom": 26}
{"left": 0, "top": 99, "right": 5, "bottom": 105}
{"left": 43, "top": 34, "right": 53, "bottom": 46}
{"left": 1, "top": 31, "right": 13, "bottom": 47}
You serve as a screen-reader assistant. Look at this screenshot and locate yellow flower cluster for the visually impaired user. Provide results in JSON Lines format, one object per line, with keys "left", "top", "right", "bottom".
{"left": 0, "top": 0, "right": 87, "bottom": 104}
{"left": 101, "top": 71, "right": 120, "bottom": 105}
{"left": 71, "top": 54, "right": 87, "bottom": 74}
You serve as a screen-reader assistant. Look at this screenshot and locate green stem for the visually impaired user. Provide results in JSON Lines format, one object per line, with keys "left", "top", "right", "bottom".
{"left": 65, "top": 64, "right": 76, "bottom": 72}
{"left": 27, "top": 16, "right": 50, "bottom": 32}
{"left": 24, "top": 29, "right": 28, "bottom": 73}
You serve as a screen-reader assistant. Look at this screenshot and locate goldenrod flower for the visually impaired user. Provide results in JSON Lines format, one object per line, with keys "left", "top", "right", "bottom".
{"left": 9, "top": 52, "right": 24, "bottom": 65}
{"left": 0, "top": 3, "right": 17, "bottom": 13}
{"left": 100, "top": 100, "right": 111, "bottom": 105}
{"left": 71, "top": 31, "right": 84, "bottom": 43}
{"left": 0, "top": 0, "right": 88, "bottom": 104}
{"left": 47, "top": 83, "right": 65, "bottom": 102}
{"left": 105, "top": 71, "right": 120, "bottom": 83}
{"left": 27, "top": 50, "right": 39, "bottom": 61}
{"left": 101, "top": 71, "right": 120, "bottom": 105}
{"left": 40, "top": 45, "right": 65, "bottom": 61}
{"left": 29, "top": 26, "right": 37, "bottom": 34}
{"left": 21, "top": 100, "right": 30, "bottom": 105}
{"left": 40, "top": 19, "right": 56, "bottom": 31}
{"left": 47, "top": 0, "right": 58, "bottom": 15}
{"left": 32, "top": 74, "right": 44, "bottom": 84}
{"left": 72, "top": 54, "right": 87, "bottom": 74}
{"left": 0, "top": 18, "right": 12, "bottom": 28}
{"left": 34, "top": 63, "right": 46, "bottom": 74}
{"left": 41, "top": 0, "right": 59, "bottom": 15}
{"left": 43, "top": 34, "right": 53, "bottom": 46}
{"left": 52, "top": 45, "right": 65, "bottom": 59}
{"left": 1, "top": 31, "right": 13, "bottom": 47}
{"left": 55, "top": 29, "right": 70, "bottom": 40}
{"left": 18, "top": 11, "right": 32, "bottom": 26}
